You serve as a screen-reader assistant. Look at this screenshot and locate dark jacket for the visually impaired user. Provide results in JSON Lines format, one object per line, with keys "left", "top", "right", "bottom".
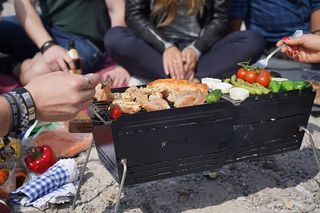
{"left": 126, "top": 0, "right": 228, "bottom": 54}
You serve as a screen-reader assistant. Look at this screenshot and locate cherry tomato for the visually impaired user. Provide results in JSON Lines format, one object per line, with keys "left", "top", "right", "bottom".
{"left": 109, "top": 104, "right": 122, "bottom": 120}
{"left": 256, "top": 74, "right": 271, "bottom": 87}
{"left": 237, "top": 68, "right": 247, "bottom": 80}
{"left": 259, "top": 70, "right": 271, "bottom": 78}
{"left": 244, "top": 71, "right": 257, "bottom": 84}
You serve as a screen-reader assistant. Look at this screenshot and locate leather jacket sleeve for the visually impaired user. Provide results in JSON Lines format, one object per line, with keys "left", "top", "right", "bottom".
{"left": 126, "top": 0, "right": 172, "bottom": 53}
{"left": 194, "top": 0, "right": 228, "bottom": 54}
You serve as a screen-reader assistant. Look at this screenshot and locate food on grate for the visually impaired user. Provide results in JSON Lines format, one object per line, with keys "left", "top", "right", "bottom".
{"left": 109, "top": 104, "right": 123, "bottom": 120}
{"left": 269, "top": 81, "right": 281, "bottom": 93}
{"left": 148, "top": 79, "right": 208, "bottom": 108}
{"left": 206, "top": 89, "right": 222, "bottom": 104}
{"left": 229, "top": 87, "right": 249, "bottom": 101}
{"left": 143, "top": 98, "right": 170, "bottom": 111}
{"left": 112, "top": 99, "right": 141, "bottom": 114}
{"left": 173, "top": 90, "right": 207, "bottom": 108}
{"left": 96, "top": 79, "right": 209, "bottom": 114}
{"left": 147, "top": 79, "right": 208, "bottom": 93}
{"left": 94, "top": 83, "right": 113, "bottom": 102}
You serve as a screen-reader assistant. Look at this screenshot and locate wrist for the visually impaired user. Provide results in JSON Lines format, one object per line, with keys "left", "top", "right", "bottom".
{"left": 0, "top": 96, "right": 12, "bottom": 136}
{"left": 186, "top": 43, "right": 201, "bottom": 61}
{"left": 2, "top": 88, "right": 36, "bottom": 134}
{"left": 40, "top": 40, "right": 56, "bottom": 54}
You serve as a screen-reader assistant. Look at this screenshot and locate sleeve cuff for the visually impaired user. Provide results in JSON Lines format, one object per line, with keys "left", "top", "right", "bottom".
{"left": 186, "top": 43, "right": 202, "bottom": 61}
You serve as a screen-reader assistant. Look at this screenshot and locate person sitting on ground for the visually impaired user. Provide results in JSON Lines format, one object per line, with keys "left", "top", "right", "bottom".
{"left": 228, "top": 0, "right": 320, "bottom": 58}
{"left": 105, "top": 0, "right": 265, "bottom": 82}
{"left": 0, "top": 0, "right": 130, "bottom": 87}
{"left": 0, "top": 71, "right": 100, "bottom": 137}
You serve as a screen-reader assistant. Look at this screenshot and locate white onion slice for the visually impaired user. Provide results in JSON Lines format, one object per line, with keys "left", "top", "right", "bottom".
{"left": 201, "top": 77, "right": 222, "bottom": 85}
{"left": 229, "top": 87, "right": 249, "bottom": 101}
{"left": 209, "top": 82, "right": 233, "bottom": 93}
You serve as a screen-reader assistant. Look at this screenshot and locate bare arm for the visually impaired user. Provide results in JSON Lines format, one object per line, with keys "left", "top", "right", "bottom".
{"left": 105, "top": 0, "right": 126, "bottom": 27}
{"left": 311, "top": 9, "right": 320, "bottom": 35}
{"left": 14, "top": 0, "right": 52, "bottom": 48}
{"left": 14, "top": 0, "right": 75, "bottom": 72}
{"left": 0, "top": 97, "right": 11, "bottom": 137}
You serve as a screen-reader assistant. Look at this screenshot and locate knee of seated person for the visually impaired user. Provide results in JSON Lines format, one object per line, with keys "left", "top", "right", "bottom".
{"left": 104, "top": 27, "right": 132, "bottom": 52}
{"left": 242, "top": 30, "right": 265, "bottom": 47}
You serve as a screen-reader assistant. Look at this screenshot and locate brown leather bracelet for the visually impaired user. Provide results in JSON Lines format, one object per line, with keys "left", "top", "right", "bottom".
{"left": 40, "top": 40, "right": 56, "bottom": 54}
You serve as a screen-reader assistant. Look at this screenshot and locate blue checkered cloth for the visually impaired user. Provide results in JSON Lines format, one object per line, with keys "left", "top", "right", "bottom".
{"left": 9, "top": 159, "right": 78, "bottom": 206}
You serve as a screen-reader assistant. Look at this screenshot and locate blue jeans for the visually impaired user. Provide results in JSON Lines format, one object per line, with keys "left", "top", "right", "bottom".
{"left": 0, "top": 16, "right": 104, "bottom": 74}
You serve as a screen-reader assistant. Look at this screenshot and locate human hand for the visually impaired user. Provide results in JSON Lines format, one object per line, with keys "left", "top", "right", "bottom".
{"left": 15, "top": 53, "right": 51, "bottom": 86}
{"left": 277, "top": 34, "right": 320, "bottom": 63}
{"left": 101, "top": 66, "right": 131, "bottom": 88}
{"left": 181, "top": 47, "right": 197, "bottom": 80}
{"left": 24, "top": 72, "right": 101, "bottom": 121}
{"left": 163, "top": 46, "right": 184, "bottom": 79}
{"left": 42, "top": 45, "right": 76, "bottom": 72}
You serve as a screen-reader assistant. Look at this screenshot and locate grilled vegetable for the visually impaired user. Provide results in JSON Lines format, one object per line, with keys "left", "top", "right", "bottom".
{"left": 206, "top": 89, "right": 222, "bottom": 104}
{"left": 269, "top": 81, "right": 281, "bottom": 93}
{"left": 294, "top": 81, "right": 307, "bottom": 90}
{"left": 253, "top": 83, "right": 270, "bottom": 94}
{"left": 229, "top": 88, "right": 249, "bottom": 101}
{"left": 281, "top": 80, "right": 295, "bottom": 91}
{"left": 230, "top": 75, "right": 262, "bottom": 95}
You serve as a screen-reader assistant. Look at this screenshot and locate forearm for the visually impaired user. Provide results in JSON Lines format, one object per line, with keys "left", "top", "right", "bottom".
{"left": 311, "top": 9, "right": 320, "bottom": 35}
{"left": 0, "top": 96, "right": 12, "bottom": 137}
{"left": 106, "top": 0, "right": 126, "bottom": 27}
{"left": 14, "top": 0, "right": 52, "bottom": 48}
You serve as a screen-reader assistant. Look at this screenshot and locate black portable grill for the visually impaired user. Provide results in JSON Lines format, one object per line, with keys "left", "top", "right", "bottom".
{"left": 91, "top": 88, "right": 315, "bottom": 184}
{"left": 78, "top": 87, "right": 317, "bottom": 212}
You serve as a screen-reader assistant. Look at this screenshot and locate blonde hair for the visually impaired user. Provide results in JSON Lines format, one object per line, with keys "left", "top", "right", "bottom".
{"left": 152, "top": 0, "right": 204, "bottom": 27}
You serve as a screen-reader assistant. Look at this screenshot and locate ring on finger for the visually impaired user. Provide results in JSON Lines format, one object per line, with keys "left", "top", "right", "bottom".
{"left": 83, "top": 74, "right": 91, "bottom": 89}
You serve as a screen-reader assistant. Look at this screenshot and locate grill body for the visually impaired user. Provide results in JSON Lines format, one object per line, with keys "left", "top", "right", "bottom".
{"left": 93, "top": 88, "right": 315, "bottom": 185}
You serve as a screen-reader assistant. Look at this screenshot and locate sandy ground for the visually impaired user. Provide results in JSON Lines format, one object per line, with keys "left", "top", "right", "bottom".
{"left": 3, "top": 1, "right": 320, "bottom": 212}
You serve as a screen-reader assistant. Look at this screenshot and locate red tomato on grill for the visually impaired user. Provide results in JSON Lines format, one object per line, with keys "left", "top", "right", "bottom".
{"left": 244, "top": 71, "right": 257, "bottom": 84}
{"left": 256, "top": 74, "right": 271, "bottom": 87}
{"left": 236, "top": 68, "right": 247, "bottom": 80}
{"left": 109, "top": 104, "right": 122, "bottom": 120}
{"left": 259, "top": 70, "right": 271, "bottom": 78}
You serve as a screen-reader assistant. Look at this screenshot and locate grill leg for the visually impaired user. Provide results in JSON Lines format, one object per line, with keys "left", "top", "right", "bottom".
{"left": 72, "top": 138, "right": 94, "bottom": 209}
{"left": 300, "top": 126, "right": 320, "bottom": 172}
{"left": 114, "top": 159, "right": 127, "bottom": 213}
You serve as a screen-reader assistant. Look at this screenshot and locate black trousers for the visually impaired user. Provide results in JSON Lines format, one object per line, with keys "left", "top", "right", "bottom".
{"left": 105, "top": 27, "right": 265, "bottom": 80}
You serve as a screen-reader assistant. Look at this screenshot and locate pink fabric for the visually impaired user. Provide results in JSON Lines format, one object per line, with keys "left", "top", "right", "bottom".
{"left": 0, "top": 74, "right": 20, "bottom": 93}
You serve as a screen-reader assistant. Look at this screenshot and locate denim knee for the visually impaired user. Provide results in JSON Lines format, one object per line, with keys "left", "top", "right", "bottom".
{"left": 239, "top": 30, "right": 266, "bottom": 54}
{"left": 104, "top": 27, "right": 133, "bottom": 54}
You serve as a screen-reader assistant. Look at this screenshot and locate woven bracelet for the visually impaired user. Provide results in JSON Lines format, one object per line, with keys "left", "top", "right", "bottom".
{"left": 9, "top": 88, "right": 36, "bottom": 132}
{"left": 2, "top": 93, "right": 21, "bottom": 134}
